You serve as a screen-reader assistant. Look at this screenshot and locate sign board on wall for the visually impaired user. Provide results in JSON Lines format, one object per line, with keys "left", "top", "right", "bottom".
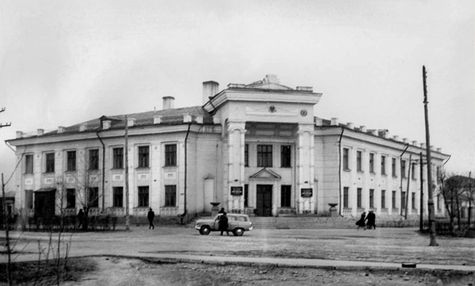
{"left": 301, "top": 188, "right": 313, "bottom": 198}
{"left": 230, "top": 186, "right": 243, "bottom": 196}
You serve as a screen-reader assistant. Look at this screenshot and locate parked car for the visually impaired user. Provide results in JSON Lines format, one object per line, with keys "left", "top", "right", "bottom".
{"left": 195, "top": 213, "right": 253, "bottom": 236}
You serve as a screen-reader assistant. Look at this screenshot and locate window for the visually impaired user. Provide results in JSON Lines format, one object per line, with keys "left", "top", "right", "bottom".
{"left": 357, "top": 188, "right": 362, "bottom": 208}
{"left": 381, "top": 190, "right": 386, "bottom": 209}
{"left": 281, "top": 185, "right": 291, "bottom": 207}
{"left": 411, "top": 163, "right": 416, "bottom": 180}
{"left": 25, "top": 190, "right": 33, "bottom": 209}
{"left": 165, "top": 144, "right": 177, "bottom": 167}
{"left": 436, "top": 166, "right": 441, "bottom": 181}
{"left": 356, "top": 151, "right": 362, "bottom": 172}
{"left": 343, "top": 187, "right": 349, "bottom": 208}
{"left": 89, "top": 149, "right": 99, "bottom": 170}
{"left": 437, "top": 194, "right": 441, "bottom": 210}
{"left": 391, "top": 158, "right": 397, "bottom": 177}
{"left": 138, "top": 186, "right": 149, "bottom": 207}
{"left": 244, "top": 144, "right": 249, "bottom": 167}
{"left": 369, "top": 189, "right": 374, "bottom": 208}
{"left": 392, "top": 190, "right": 396, "bottom": 209}
{"left": 244, "top": 184, "right": 249, "bottom": 207}
{"left": 113, "top": 147, "right": 124, "bottom": 169}
{"left": 165, "top": 185, "right": 177, "bottom": 207}
{"left": 113, "top": 187, "right": 123, "bottom": 207}
{"left": 257, "top": 145, "right": 273, "bottom": 167}
{"left": 138, "top": 146, "right": 150, "bottom": 168}
{"left": 281, "top": 145, "right": 291, "bottom": 168}
{"left": 66, "top": 189, "right": 75, "bottom": 209}
{"left": 411, "top": 192, "right": 416, "bottom": 210}
{"left": 66, "top": 150, "right": 76, "bottom": 171}
{"left": 25, "top": 154, "right": 34, "bottom": 174}
{"left": 45, "top": 152, "right": 55, "bottom": 173}
{"left": 381, "top": 155, "right": 386, "bottom": 175}
{"left": 88, "top": 187, "right": 99, "bottom": 208}
{"left": 369, "top": 153, "right": 374, "bottom": 173}
{"left": 401, "top": 160, "right": 407, "bottom": 178}
{"left": 401, "top": 191, "right": 406, "bottom": 209}
{"left": 343, "top": 148, "right": 350, "bottom": 170}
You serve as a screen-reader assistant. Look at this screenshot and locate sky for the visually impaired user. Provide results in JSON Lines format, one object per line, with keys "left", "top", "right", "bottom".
{"left": 0, "top": 0, "right": 474, "bottom": 189}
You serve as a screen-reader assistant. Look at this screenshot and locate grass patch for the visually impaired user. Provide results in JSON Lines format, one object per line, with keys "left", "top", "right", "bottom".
{"left": 0, "top": 257, "right": 96, "bottom": 285}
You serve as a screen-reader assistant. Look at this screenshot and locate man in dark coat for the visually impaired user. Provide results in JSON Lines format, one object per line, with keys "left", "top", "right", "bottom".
{"left": 366, "top": 211, "right": 376, "bottom": 230}
{"left": 219, "top": 212, "right": 229, "bottom": 236}
{"left": 147, "top": 208, "right": 155, "bottom": 230}
{"left": 355, "top": 212, "right": 366, "bottom": 229}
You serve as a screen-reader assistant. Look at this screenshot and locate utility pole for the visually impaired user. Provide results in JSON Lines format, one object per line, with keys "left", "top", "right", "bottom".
{"left": 2, "top": 174, "right": 12, "bottom": 285}
{"left": 419, "top": 152, "right": 424, "bottom": 232}
{"left": 125, "top": 115, "right": 130, "bottom": 231}
{"left": 423, "top": 65, "right": 438, "bottom": 246}
{"left": 404, "top": 154, "right": 412, "bottom": 219}
{"left": 468, "top": 171, "right": 472, "bottom": 227}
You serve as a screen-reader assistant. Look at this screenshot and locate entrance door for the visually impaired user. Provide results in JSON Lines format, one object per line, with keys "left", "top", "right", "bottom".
{"left": 256, "top": 185, "right": 273, "bottom": 216}
{"left": 34, "top": 190, "right": 56, "bottom": 218}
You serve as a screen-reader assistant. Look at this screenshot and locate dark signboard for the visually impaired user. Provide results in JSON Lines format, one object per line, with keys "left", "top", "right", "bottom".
{"left": 230, "top": 186, "right": 243, "bottom": 196}
{"left": 301, "top": 188, "right": 313, "bottom": 198}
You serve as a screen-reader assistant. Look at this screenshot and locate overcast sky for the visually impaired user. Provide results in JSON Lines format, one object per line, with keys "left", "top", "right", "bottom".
{"left": 0, "top": 0, "right": 474, "bottom": 188}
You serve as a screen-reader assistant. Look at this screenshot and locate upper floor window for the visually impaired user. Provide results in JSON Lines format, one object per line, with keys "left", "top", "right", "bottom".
{"left": 25, "top": 154, "right": 34, "bottom": 174}
{"left": 138, "top": 146, "right": 150, "bottom": 168}
{"left": 411, "top": 163, "right": 416, "bottom": 180}
{"left": 165, "top": 185, "right": 177, "bottom": 207}
{"left": 381, "top": 155, "right": 386, "bottom": 175}
{"left": 356, "top": 151, "right": 362, "bottom": 172}
{"left": 113, "top": 147, "right": 124, "bottom": 169}
{"left": 45, "top": 152, "right": 55, "bottom": 173}
{"left": 343, "top": 148, "right": 349, "bottom": 171}
{"left": 165, "top": 144, "right": 177, "bottom": 167}
{"left": 88, "top": 149, "right": 99, "bottom": 170}
{"left": 66, "top": 150, "right": 76, "bottom": 172}
{"left": 257, "top": 145, "right": 273, "bottom": 168}
{"left": 244, "top": 144, "right": 249, "bottom": 167}
{"left": 391, "top": 158, "right": 397, "bottom": 177}
{"left": 281, "top": 145, "right": 291, "bottom": 168}
{"left": 401, "top": 160, "right": 407, "bottom": 178}
{"left": 369, "top": 153, "right": 375, "bottom": 173}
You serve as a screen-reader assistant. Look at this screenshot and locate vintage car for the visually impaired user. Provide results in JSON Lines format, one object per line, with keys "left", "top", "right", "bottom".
{"left": 195, "top": 213, "right": 253, "bottom": 236}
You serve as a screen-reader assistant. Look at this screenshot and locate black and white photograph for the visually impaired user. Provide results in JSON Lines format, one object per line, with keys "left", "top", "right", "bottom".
{"left": 0, "top": 0, "right": 474, "bottom": 285}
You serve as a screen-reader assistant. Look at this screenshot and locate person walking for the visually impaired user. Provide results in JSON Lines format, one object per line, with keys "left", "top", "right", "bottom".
{"left": 366, "top": 210, "right": 376, "bottom": 230}
{"left": 77, "top": 209, "right": 85, "bottom": 231}
{"left": 147, "top": 208, "right": 155, "bottom": 230}
{"left": 218, "top": 212, "right": 229, "bottom": 236}
{"left": 355, "top": 212, "right": 366, "bottom": 230}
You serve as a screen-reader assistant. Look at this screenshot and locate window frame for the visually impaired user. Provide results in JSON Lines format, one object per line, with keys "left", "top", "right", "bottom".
{"left": 138, "top": 186, "right": 149, "bottom": 207}
{"left": 164, "top": 185, "right": 177, "bottom": 207}
{"left": 257, "top": 144, "right": 273, "bottom": 168}
{"left": 356, "top": 150, "right": 363, "bottom": 172}
{"left": 244, "top": 144, "right": 249, "bottom": 167}
{"left": 45, "top": 152, "right": 55, "bottom": 173}
{"left": 343, "top": 187, "right": 349, "bottom": 208}
{"left": 369, "top": 189, "right": 374, "bottom": 209}
{"left": 357, "top": 188, "right": 362, "bottom": 208}
{"left": 66, "top": 188, "right": 76, "bottom": 209}
{"left": 113, "top": 186, "right": 124, "bottom": 208}
{"left": 280, "top": 185, "right": 291, "bottom": 208}
{"left": 280, "top": 145, "right": 291, "bottom": 168}
{"left": 369, "top": 153, "right": 375, "bottom": 174}
{"left": 138, "top": 145, "right": 150, "bottom": 168}
{"left": 381, "top": 190, "right": 386, "bottom": 209}
{"left": 25, "top": 154, "right": 34, "bottom": 174}
{"left": 112, "top": 147, "right": 124, "bottom": 169}
{"left": 164, "top": 144, "right": 177, "bottom": 167}
{"left": 88, "top": 187, "right": 99, "bottom": 208}
{"left": 381, "top": 155, "right": 386, "bottom": 175}
{"left": 88, "top": 149, "right": 99, "bottom": 171}
{"left": 343, "top": 148, "right": 350, "bottom": 171}
{"left": 66, "top": 150, "right": 76, "bottom": 172}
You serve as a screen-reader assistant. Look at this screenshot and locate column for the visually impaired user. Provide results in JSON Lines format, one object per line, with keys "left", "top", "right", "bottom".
{"left": 296, "top": 124, "right": 315, "bottom": 214}
{"left": 226, "top": 121, "right": 246, "bottom": 213}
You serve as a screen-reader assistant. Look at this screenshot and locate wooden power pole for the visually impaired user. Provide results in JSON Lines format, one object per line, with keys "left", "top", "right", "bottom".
{"left": 125, "top": 115, "right": 130, "bottom": 231}
{"left": 423, "top": 65, "right": 438, "bottom": 246}
{"left": 419, "top": 152, "right": 424, "bottom": 232}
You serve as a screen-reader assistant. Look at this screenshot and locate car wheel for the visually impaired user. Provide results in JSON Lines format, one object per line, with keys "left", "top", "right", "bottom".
{"left": 199, "top": 226, "right": 211, "bottom": 235}
{"left": 233, "top": 228, "right": 244, "bottom": 236}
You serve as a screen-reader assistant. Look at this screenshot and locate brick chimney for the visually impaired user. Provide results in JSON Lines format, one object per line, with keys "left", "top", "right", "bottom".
{"left": 163, "top": 96, "right": 175, "bottom": 110}
{"left": 202, "top": 81, "right": 219, "bottom": 104}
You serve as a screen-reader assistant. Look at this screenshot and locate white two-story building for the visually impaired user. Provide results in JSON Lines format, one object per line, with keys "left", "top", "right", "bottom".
{"left": 6, "top": 75, "right": 449, "bottom": 220}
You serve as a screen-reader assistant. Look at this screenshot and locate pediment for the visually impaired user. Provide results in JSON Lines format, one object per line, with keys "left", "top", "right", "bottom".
{"left": 249, "top": 168, "right": 281, "bottom": 180}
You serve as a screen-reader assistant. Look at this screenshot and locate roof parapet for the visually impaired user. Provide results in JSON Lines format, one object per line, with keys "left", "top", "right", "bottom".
{"left": 153, "top": 116, "right": 161, "bottom": 124}
{"left": 378, "top": 129, "right": 388, "bottom": 138}
{"left": 183, "top": 114, "right": 192, "bottom": 123}
{"left": 16, "top": 131, "right": 23, "bottom": 138}
{"left": 127, "top": 118, "right": 136, "bottom": 127}
{"left": 296, "top": 86, "right": 313, "bottom": 92}
{"left": 79, "top": 124, "right": 87, "bottom": 132}
{"left": 102, "top": 120, "right": 111, "bottom": 130}
{"left": 58, "top": 126, "right": 65, "bottom": 133}
{"left": 195, "top": 115, "right": 203, "bottom": 124}
{"left": 37, "top": 129, "right": 44, "bottom": 136}
{"left": 330, "top": 117, "right": 339, "bottom": 126}
{"left": 315, "top": 118, "right": 323, "bottom": 127}
{"left": 359, "top": 125, "right": 366, "bottom": 132}
{"left": 346, "top": 122, "right": 354, "bottom": 129}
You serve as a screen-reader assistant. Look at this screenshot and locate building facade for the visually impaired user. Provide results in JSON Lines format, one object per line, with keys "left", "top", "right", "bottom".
{"left": 7, "top": 75, "right": 449, "bottom": 219}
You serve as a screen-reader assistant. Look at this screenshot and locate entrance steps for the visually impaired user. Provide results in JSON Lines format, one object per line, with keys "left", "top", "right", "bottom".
{"left": 251, "top": 216, "right": 356, "bottom": 229}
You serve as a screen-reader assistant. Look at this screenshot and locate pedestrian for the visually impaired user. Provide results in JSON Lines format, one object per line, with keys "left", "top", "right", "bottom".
{"left": 77, "top": 208, "right": 85, "bottom": 231}
{"left": 147, "top": 208, "right": 155, "bottom": 230}
{"left": 355, "top": 212, "right": 366, "bottom": 230}
{"left": 366, "top": 210, "right": 376, "bottom": 230}
{"left": 218, "top": 207, "right": 225, "bottom": 214}
{"left": 218, "top": 212, "right": 229, "bottom": 236}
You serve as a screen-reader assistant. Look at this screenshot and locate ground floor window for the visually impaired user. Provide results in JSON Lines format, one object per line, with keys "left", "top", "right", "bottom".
{"left": 357, "top": 188, "right": 362, "bottom": 208}
{"left": 381, "top": 190, "right": 386, "bottom": 209}
{"left": 401, "top": 191, "right": 406, "bottom": 210}
{"left": 88, "top": 187, "right": 99, "bottom": 208}
{"left": 369, "top": 189, "right": 374, "bottom": 209}
{"left": 392, "top": 190, "right": 396, "bottom": 209}
{"left": 244, "top": 184, "right": 249, "bottom": 207}
{"left": 343, "top": 187, "right": 349, "bottom": 208}
{"left": 411, "top": 192, "right": 416, "bottom": 210}
{"left": 281, "top": 185, "right": 291, "bottom": 207}
{"left": 25, "top": 190, "right": 33, "bottom": 209}
{"left": 113, "top": 187, "right": 123, "bottom": 208}
{"left": 66, "top": 188, "right": 75, "bottom": 209}
{"left": 165, "top": 185, "right": 176, "bottom": 207}
{"left": 138, "top": 186, "right": 149, "bottom": 207}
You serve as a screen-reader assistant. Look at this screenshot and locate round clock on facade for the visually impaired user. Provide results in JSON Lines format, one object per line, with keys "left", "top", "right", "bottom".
{"left": 269, "top": 105, "right": 276, "bottom": 113}
{"left": 300, "top": 109, "right": 308, "bottom": 116}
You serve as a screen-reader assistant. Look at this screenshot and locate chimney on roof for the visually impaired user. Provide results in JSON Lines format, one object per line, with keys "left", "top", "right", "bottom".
{"left": 58, "top": 126, "right": 65, "bottom": 133}
{"left": 16, "top": 131, "right": 23, "bottom": 138}
{"left": 393, "top": 135, "right": 399, "bottom": 141}
{"left": 420, "top": 142, "right": 426, "bottom": 149}
{"left": 127, "top": 118, "right": 136, "bottom": 127}
{"left": 412, "top": 140, "right": 418, "bottom": 146}
{"left": 79, "top": 124, "right": 87, "bottom": 132}
{"left": 102, "top": 120, "right": 111, "bottom": 130}
{"left": 346, "top": 122, "right": 354, "bottom": 129}
{"left": 202, "top": 81, "right": 219, "bottom": 104}
{"left": 402, "top": 138, "right": 408, "bottom": 143}
{"left": 37, "top": 129, "right": 44, "bottom": 136}
{"left": 359, "top": 125, "right": 366, "bottom": 132}
{"left": 264, "top": 74, "right": 279, "bottom": 84}
{"left": 378, "top": 129, "right": 388, "bottom": 138}
{"left": 153, "top": 115, "right": 161, "bottom": 124}
{"left": 330, "top": 117, "right": 339, "bottom": 125}
{"left": 436, "top": 147, "right": 442, "bottom": 152}
{"left": 195, "top": 115, "right": 203, "bottom": 124}
{"left": 183, "top": 114, "right": 192, "bottom": 123}
{"left": 162, "top": 96, "right": 175, "bottom": 110}
{"left": 315, "top": 118, "right": 323, "bottom": 126}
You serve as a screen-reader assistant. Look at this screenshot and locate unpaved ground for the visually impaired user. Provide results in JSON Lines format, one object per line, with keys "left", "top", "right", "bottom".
{"left": 64, "top": 257, "right": 475, "bottom": 286}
